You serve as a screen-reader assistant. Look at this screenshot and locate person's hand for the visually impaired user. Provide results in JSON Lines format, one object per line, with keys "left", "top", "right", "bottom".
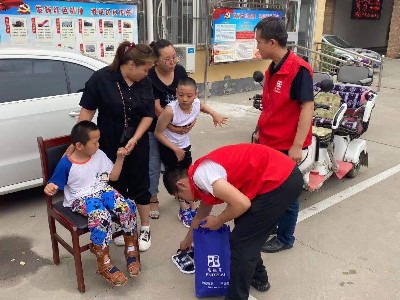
{"left": 212, "top": 114, "right": 228, "bottom": 127}
{"left": 116, "top": 147, "right": 128, "bottom": 159}
{"left": 169, "top": 120, "right": 196, "bottom": 135}
{"left": 288, "top": 144, "right": 303, "bottom": 163}
{"left": 44, "top": 183, "right": 59, "bottom": 196}
{"left": 174, "top": 147, "right": 185, "bottom": 162}
{"left": 184, "top": 120, "right": 196, "bottom": 133}
{"left": 252, "top": 130, "right": 259, "bottom": 143}
{"left": 64, "top": 144, "right": 75, "bottom": 156}
{"left": 200, "top": 215, "right": 223, "bottom": 230}
{"left": 124, "top": 138, "right": 138, "bottom": 154}
{"left": 179, "top": 237, "right": 192, "bottom": 251}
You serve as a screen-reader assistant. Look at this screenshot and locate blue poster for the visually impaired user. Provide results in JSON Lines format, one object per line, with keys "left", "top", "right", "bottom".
{"left": 0, "top": 0, "right": 138, "bottom": 63}
{"left": 211, "top": 8, "right": 283, "bottom": 63}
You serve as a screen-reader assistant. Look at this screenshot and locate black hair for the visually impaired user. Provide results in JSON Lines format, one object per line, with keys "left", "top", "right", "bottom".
{"left": 254, "top": 16, "right": 288, "bottom": 47}
{"left": 71, "top": 121, "right": 98, "bottom": 145}
{"left": 110, "top": 41, "right": 156, "bottom": 72}
{"left": 163, "top": 167, "right": 188, "bottom": 195}
{"left": 149, "top": 39, "right": 174, "bottom": 59}
{"left": 177, "top": 77, "right": 197, "bottom": 91}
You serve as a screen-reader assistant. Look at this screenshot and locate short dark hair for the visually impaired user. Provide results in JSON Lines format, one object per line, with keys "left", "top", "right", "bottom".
{"left": 254, "top": 16, "right": 288, "bottom": 47}
{"left": 163, "top": 167, "right": 188, "bottom": 195}
{"left": 71, "top": 121, "right": 98, "bottom": 145}
{"left": 177, "top": 77, "right": 197, "bottom": 91}
{"left": 149, "top": 39, "right": 174, "bottom": 59}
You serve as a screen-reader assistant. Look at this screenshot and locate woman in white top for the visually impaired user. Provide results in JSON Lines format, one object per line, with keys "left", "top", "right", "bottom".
{"left": 155, "top": 77, "right": 228, "bottom": 227}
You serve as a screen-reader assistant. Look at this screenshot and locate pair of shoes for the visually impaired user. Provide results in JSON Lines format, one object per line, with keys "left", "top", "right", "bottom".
{"left": 171, "top": 247, "right": 195, "bottom": 274}
{"left": 251, "top": 279, "right": 271, "bottom": 292}
{"left": 261, "top": 236, "right": 293, "bottom": 253}
{"left": 149, "top": 200, "right": 160, "bottom": 219}
{"left": 138, "top": 229, "right": 151, "bottom": 252}
{"left": 178, "top": 208, "right": 193, "bottom": 228}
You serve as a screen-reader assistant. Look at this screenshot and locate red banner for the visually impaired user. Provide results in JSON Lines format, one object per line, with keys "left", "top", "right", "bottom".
{"left": 56, "top": 18, "right": 60, "bottom": 33}
{"left": 5, "top": 17, "right": 10, "bottom": 34}
{"left": 236, "top": 31, "right": 254, "bottom": 39}
{"left": 78, "top": 19, "right": 82, "bottom": 33}
{"left": 31, "top": 18, "right": 37, "bottom": 33}
{"left": 118, "top": 20, "right": 122, "bottom": 33}
{"left": 99, "top": 19, "right": 103, "bottom": 34}
{"left": 100, "top": 43, "right": 104, "bottom": 57}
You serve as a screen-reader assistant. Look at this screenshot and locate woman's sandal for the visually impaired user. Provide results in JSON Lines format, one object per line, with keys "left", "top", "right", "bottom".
{"left": 149, "top": 200, "right": 160, "bottom": 219}
{"left": 90, "top": 244, "right": 128, "bottom": 286}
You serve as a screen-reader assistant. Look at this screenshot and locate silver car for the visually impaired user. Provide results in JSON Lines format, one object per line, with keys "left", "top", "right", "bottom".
{"left": 0, "top": 45, "right": 107, "bottom": 195}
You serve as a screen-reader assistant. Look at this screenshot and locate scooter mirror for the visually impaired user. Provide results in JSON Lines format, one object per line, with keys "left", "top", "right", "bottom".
{"left": 253, "top": 71, "right": 264, "bottom": 83}
{"left": 320, "top": 79, "right": 334, "bottom": 92}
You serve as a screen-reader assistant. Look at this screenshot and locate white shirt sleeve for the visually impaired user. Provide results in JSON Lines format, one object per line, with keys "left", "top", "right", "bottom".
{"left": 192, "top": 159, "right": 227, "bottom": 196}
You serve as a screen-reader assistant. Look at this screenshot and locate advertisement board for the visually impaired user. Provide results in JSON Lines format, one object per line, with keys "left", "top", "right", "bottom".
{"left": 0, "top": 0, "right": 138, "bottom": 63}
{"left": 211, "top": 7, "right": 283, "bottom": 64}
{"left": 351, "top": 0, "right": 382, "bottom": 20}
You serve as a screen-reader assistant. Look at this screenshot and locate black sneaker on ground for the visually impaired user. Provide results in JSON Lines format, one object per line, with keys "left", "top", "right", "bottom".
{"left": 251, "top": 279, "right": 271, "bottom": 292}
{"left": 261, "top": 236, "right": 293, "bottom": 253}
{"left": 171, "top": 248, "right": 195, "bottom": 274}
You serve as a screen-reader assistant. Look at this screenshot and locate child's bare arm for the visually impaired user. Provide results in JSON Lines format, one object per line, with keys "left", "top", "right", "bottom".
{"left": 200, "top": 102, "right": 228, "bottom": 127}
{"left": 44, "top": 183, "right": 59, "bottom": 196}
{"left": 109, "top": 147, "right": 127, "bottom": 181}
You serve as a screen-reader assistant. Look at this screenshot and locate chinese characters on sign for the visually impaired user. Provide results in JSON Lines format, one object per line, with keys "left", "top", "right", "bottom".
{"left": 0, "top": 0, "right": 138, "bottom": 63}
{"left": 351, "top": 0, "right": 383, "bottom": 20}
{"left": 211, "top": 8, "right": 283, "bottom": 64}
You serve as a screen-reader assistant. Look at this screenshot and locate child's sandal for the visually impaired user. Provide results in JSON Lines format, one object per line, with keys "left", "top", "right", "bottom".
{"left": 124, "top": 234, "right": 141, "bottom": 277}
{"left": 96, "top": 261, "right": 128, "bottom": 286}
{"left": 90, "top": 244, "right": 128, "bottom": 286}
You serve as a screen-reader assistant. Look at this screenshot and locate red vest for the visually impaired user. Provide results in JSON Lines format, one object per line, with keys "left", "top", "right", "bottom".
{"left": 257, "top": 51, "right": 313, "bottom": 150}
{"left": 187, "top": 144, "right": 295, "bottom": 206}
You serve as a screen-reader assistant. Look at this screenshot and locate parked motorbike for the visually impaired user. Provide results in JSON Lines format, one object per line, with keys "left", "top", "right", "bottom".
{"left": 250, "top": 70, "right": 377, "bottom": 191}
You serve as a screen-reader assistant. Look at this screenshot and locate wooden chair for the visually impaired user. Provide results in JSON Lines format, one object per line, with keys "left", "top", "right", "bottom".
{"left": 37, "top": 135, "right": 122, "bottom": 293}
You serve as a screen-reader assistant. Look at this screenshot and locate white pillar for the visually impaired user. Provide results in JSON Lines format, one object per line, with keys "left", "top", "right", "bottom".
{"left": 146, "top": 0, "right": 154, "bottom": 43}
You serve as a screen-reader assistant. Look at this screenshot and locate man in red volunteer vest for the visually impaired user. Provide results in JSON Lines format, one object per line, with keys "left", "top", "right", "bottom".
{"left": 254, "top": 17, "right": 314, "bottom": 253}
{"left": 163, "top": 143, "right": 304, "bottom": 300}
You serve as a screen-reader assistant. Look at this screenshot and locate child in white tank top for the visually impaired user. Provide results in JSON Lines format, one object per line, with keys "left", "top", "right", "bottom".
{"left": 155, "top": 77, "right": 228, "bottom": 227}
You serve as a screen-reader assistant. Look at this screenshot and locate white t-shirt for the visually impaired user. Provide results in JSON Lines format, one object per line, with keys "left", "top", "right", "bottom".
{"left": 48, "top": 150, "right": 114, "bottom": 207}
{"left": 192, "top": 159, "right": 227, "bottom": 196}
{"left": 163, "top": 98, "right": 201, "bottom": 148}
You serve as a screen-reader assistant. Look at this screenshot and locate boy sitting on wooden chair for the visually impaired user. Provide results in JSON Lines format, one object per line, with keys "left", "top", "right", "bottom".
{"left": 44, "top": 120, "right": 140, "bottom": 286}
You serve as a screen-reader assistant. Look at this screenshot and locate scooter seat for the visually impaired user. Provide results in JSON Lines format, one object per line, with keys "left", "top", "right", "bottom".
{"left": 312, "top": 126, "right": 332, "bottom": 147}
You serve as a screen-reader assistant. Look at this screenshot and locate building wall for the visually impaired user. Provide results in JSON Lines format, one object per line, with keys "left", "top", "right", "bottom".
{"left": 323, "top": 0, "right": 335, "bottom": 34}
{"left": 314, "top": 0, "right": 327, "bottom": 44}
{"left": 333, "top": 0, "right": 393, "bottom": 48}
{"left": 387, "top": 0, "right": 400, "bottom": 58}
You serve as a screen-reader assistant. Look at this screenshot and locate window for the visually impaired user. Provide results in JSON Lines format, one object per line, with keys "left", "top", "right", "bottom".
{"left": 154, "top": 0, "right": 208, "bottom": 45}
{"left": 0, "top": 59, "right": 68, "bottom": 103}
{"left": 65, "top": 62, "right": 94, "bottom": 93}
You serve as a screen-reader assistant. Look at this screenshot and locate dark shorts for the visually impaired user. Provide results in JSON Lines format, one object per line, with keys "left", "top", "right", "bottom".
{"left": 159, "top": 143, "right": 192, "bottom": 170}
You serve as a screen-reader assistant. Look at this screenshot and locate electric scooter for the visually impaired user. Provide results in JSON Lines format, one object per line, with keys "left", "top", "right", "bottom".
{"left": 250, "top": 71, "right": 377, "bottom": 191}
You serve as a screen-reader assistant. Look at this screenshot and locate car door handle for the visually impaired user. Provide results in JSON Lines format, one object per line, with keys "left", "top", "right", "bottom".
{"left": 68, "top": 111, "right": 80, "bottom": 117}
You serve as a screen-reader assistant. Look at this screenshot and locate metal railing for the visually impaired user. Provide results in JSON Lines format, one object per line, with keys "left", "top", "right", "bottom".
{"left": 290, "top": 42, "right": 384, "bottom": 92}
